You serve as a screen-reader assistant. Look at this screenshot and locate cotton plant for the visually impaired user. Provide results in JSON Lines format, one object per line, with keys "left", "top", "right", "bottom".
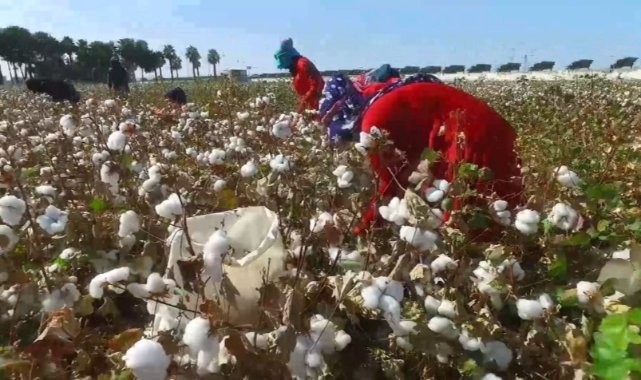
{"left": 472, "top": 258, "right": 525, "bottom": 309}
{"left": 309, "top": 211, "right": 334, "bottom": 233}
{"left": 547, "top": 202, "right": 579, "bottom": 231}
{"left": 207, "top": 148, "right": 226, "bottom": 165}
{"left": 332, "top": 165, "right": 354, "bottom": 189}
{"left": 106, "top": 130, "right": 128, "bottom": 152}
{"left": 240, "top": 160, "right": 258, "bottom": 178}
{"left": 553, "top": 165, "right": 581, "bottom": 188}
{"left": 88, "top": 266, "right": 131, "bottom": 298}
{"left": 59, "top": 114, "right": 76, "bottom": 137}
{"left": 202, "top": 230, "right": 230, "bottom": 284}
{"left": 272, "top": 116, "right": 293, "bottom": 139}
{"left": 42, "top": 282, "right": 81, "bottom": 312}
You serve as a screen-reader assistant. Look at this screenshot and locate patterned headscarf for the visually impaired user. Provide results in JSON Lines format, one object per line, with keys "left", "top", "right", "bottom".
{"left": 274, "top": 38, "right": 301, "bottom": 70}
{"left": 319, "top": 74, "right": 366, "bottom": 143}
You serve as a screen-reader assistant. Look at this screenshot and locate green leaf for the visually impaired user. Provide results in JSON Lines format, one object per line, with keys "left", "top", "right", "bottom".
{"left": 421, "top": 148, "right": 439, "bottom": 162}
{"left": 593, "top": 359, "right": 632, "bottom": 380}
{"left": 548, "top": 253, "right": 568, "bottom": 280}
{"left": 585, "top": 183, "right": 618, "bottom": 202}
{"left": 627, "top": 220, "right": 641, "bottom": 233}
{"left": 53, "top": 257, "right": 70, "bottom": 270}
{"left": 599, "top": 313, "right": 628, "bottom": 336}
{"left": 563, "top": 231, "right": 592, "bottom": 247}
{"left": 628, "top": 309, "right": 641, "bottom": 325}
{"left": 121, "top": 153, "right": 134, "bottom": 168}
{"left": 543, "top": 219, "right": 554, "bottom": 235}
{"left": 457, "top": 163, "right": 479, "bottom": 180}
{"left": 89, "top": 197, "right": 108, "bottom": 214}
{"left": 467, "top": 212, "right": 490, "bottom": 230}
{"left": 598, "top": 220, "right": 612, "bottom": 233}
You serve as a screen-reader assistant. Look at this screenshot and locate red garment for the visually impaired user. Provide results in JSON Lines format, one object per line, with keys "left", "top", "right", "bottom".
{"left": 360, "top": 77, "right": 401, "bottom": 98}
{"left": 355, "top": 82, "right": 523, "bottom": 234}
{"left": 292, "top": 56, "right": 325, "bottom": 113}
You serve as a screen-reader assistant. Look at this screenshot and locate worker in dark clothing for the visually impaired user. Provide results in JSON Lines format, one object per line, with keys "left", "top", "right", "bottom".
{"left": 108, "top": 57, "right": 129, "bottom": 95}
{"left": 153, "top": 87, "right": 187, "bottom": 122}
{"left": 164, "top": 87, "right": 187, "bottom": 106}
{"left": 25, "top": 78, "right": 80, "bottom": 103}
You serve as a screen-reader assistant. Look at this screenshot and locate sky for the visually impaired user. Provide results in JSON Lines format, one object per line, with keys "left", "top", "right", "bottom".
{"left": 0, "top": 0, "right": 640, "bottom": 77}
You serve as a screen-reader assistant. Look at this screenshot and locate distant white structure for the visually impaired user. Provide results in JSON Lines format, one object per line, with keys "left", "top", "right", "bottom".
{"left": 222, "top": 69, "right": 249, "bottom": 83}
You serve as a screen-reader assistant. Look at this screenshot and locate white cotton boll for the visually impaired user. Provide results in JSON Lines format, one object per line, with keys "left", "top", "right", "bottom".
{"left": 482, "top": 374, "right": 502, "bottom": 380}
{"left": 539, "top": 293, "right": 554, "bottom": 310}
{"left": 145, "top": 273, "right": 165, "bottom": 293}
{"left": 288, "top": 336, "right": 312, "bottom": 379}
{"left": 36, "top": 205, "right": 68, "bottom": 235}
{"left": 183, "top": 317, "right": 217, "bottom": 353}
{"left": 554, "top": 166, "right": 581, "bottom": 188}
{"left": 482, "top": 341, "right": 513, "bottom": 371}
{"left": 0, "top": 195, "right": 26, "bottom": 226}
{"left": 186, "top": 147, "right": 198, "bottom": 157}
{"left": 309, "top": 212, "right": 333, "bottom": 233}
{"left": 433, "top": 179, "right": 450, "bottom": 193}
{"left": 126, "top": 283, "right": 150, "bottom": 298}
{"left": 155, "top": 193, "right": 185, "bottom": 219}
{"left": 514, "top": 209, "right": 540, "bottom": 235}
{"left": 334, "top": 330, "right": 351, "bottom": 351}
{"left": 89, "top": 267, "right": 130, "bottom": 299}
{"left": 203, "top": 230, "right": 229, "bottom": 284}
{"left": 106, "top": 130, "right": 127, "bottom": 151}
{"left": 425, "top": 188, "right": 445, "bottom": 203}
{"left": 245, "top": 332, "right": 270, "bottom": 350}
{"left": 427, "top": 209, "right": 444, "bottom": 229}
{"left": 35, "top": 185, "right": 57, "bottom": 198}
{"left": 428, "top": 316, "right": 458, "bottom": 338}
{"left": 272, "top": 120, "right": 292, "bottom": 139}
{"left": 269, "top": 154, "right": 293, "bottom": 173}
{"left": 123, "top": 339, "right": 170, "bottom": 380}
{"left": 396, "top": 336, "right": 413, "bottom": 350}
{"left": 305, "top": 349, "right": 323, "bottom": 369}
{"left": 379, "top": 197, "right": 410, "bottom": 225}
{"left": 237, "top": 111, "right": 250, "bottom": 121}
{"left": 100, "top": 163, "right": 120, "bottom": 194}
{"left": 332, "top": 165, "right": 348, "bottom": 178}
{"left": 59, "top": 114, "right": 76, "bottom": 137}
{"left": 373, "top": 276, "right": 391, "bottom": 291}
{"left": 548, "top": 203, "right": 579, "bottom": 231}
{"left": 378, "top": 295, "right": 401, "bottom": 324}
{"left": 104, "top": 99, "right": 116, "bottom": 108}
{"left": 459, "top": 330, "right": 484, "bottom": 351}
{"left": 424, "top": 296, "right": 442, "bottom": 314}
{"left": 431, "top": 254, "right": 457, "bottom": 274}
{"left": 383, "top": 279, "right": 404, "bottom": 302}
{"left": 492, "top": 200, "right": 508, "bottom": 212}
{"left": 42, "top": 283, "right": 80, "bottom": 312}
{"left": 0, "top": 225, "right": 18, "bottom": 255}
{"left": 118, "top": 210, "right": 140, "bottom": 238}
{"left": 576, "top": 281, "right": 599, "bottom": 304}
{"left": 240, "top": 161, "right": 257, "bottom": 178}
{"left": 92, "top": 151, "right": 109, "bottom": 166}
{"left": 213, "top": 179, "right": 226, "bottom": 192}
{"left": 400, "top": 226, "right": 438, "bottom": 251}
{"left": 337, "top": 170, "right": 354, "bottom": 189}
{"left": 437, "top": 299, "right": 458, "bottom": 318}
{"left": 613, "top": 249, "right": 631, "bottom": 260}
{"left": 208, "top": 149, "right": 226, "bottom": 165}
{"left": 361, "top": 285, "right": 382, "bottom": 309}
{"left": 516, "top": 299, "right": 544, "bottom": 320}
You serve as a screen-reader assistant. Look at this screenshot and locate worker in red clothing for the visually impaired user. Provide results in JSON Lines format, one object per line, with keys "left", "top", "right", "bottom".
{"left": 319, "top": 74, "right": 523, "bottom": 235}
{"left": 274, "top": 38, "right": 325, "bottom": 114}
{"left": 353, "top": 64, "right": 402, "bottom": 98}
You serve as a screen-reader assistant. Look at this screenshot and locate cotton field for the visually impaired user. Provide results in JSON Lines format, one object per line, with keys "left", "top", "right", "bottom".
{"left": 1, "top": 77, "right": 641, "bottom": 380}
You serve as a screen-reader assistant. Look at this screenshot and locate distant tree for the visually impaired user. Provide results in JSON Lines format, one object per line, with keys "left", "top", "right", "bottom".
{"left": 610, "top": 57, "right": 638, "bottom": 70}
{"left": 529, "top": 61, "right": 555, "bottom": 72}
{"left": 443, "top": 65, "right": 465, "bottom": 74}
{"left": 171, "top": 56, "right": 183, "bottom": 78}
{"left": 566, "top": 59, "right": 593, "bottom": 70}
{"left": 207, "top": 49, "right": 220, "bottom": 77}
{"left": 117, "top": 38, "right": 138, "bottom": 81}
{"left": 185, "top": 46, "right": 201, "bottom": 78}
{"left": 497, "top": 62, "right": 521, "bottom": 73}
{"left": 468, "top": 64, "right": 492, "bottom": 73}
{"left": 399, "top": 65, "right": 420, "bottom": 75}
{"left": 420, "top": 66, "right": 442, "bottom": 74}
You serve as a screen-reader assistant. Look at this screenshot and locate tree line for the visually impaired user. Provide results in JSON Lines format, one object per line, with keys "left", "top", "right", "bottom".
{"left": 0, "top": 25, "right": 221, "bottom": 84}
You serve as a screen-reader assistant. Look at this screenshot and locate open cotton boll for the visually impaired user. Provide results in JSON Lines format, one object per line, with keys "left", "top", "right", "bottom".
{"left": 118, "top": 210, "right": 140, "bottom": 238}
{"left": 269, "top": 154, "right": 293, "bottom": 173}
{"left": 428, "top": 316, "right": 458, "bottom": 339}
{"left": 203, "top": 230, "right": 229, "bottom": 284}
{"left": 333, "top": 166, "right": 354, "bottom": 189}
{"left": 213, "top": 179, "right": 226, "bottom": 192}
{"left": 145, "top": 273, "right": 165, "bottom": 294}
{"left": 431, "top": 254, "right": 458, "bottom": 274}
{"left": 361, "top": 285, "right": 382, "bottom": 309}
{"left": 123, "top": 338, "right": 170, "bottom": 380}
{"left": 272, "top": 120, "right": 292, "bottom": 139}
{"left": 245, "top": 332, "right": 271, "bottom": 350}
{"left": 240, "top": 161, "right": 257, "bottom": 178}
{"left": 459, "top": 329, "right": 484, "bottom": 351}
{"left": 35, "top": 185, "right": 57, "bottom": 198}
{"left": 183, "top": 317, "right": 218, "bottom": 354}
{"left": 612, "top": 248, "right": 631, "bottom": 260}
{"left": 334, "top": 330, "right": 351, "bottom": 351}
{"left": 425, "top": 188, "right": 445, "bottom": 203}
{"left": 0, "top": 225, "right": 18, "bottom": 255}
{"left": 59, "top": 114, "right": 76, "bottom": 137}
{"left": 538, "top": 293, "right": 554, "bottom": 310}
{"left": 427, "top": 209, "right": 444, "bottom": 229}
{"left": 437, "top": 299, "right": 458, "bottom": 318}
{"left": 208, "top": 149, "right": 226, "bottom": 165}
{"left": 514, "top": 209, "right": 540, "bottom": 235}
{"left": 106, "top": 130, "right": 127, "bottom": 151}
{"left": 89, "top": 266, "right": 130, "bottom": 298}
{"left": 491, "top": 200, "right": 512, "bottom": 226}
{"left": 400, "top": 226, "right": 438, "bottom": 251}
{"left": 36, "top": 205, "right": 68, "bottom": 235}
{"left": 554, "top": 166, "right": 581, "bottom": 188}
{"left": 100, "top": 163, "right": 120, "bottom": 194}
{"left": 379, "top": 197, "right": 410, "bottom": 226}
{"left": 548, "top": 202, "right": 579, "bottom": 231}
{"left": 516, "top": 298, "right": 545, "bottom": 320}
{"left": 155, "top": 193, "right": 185, "bottom": 219}
{"left": 481, "top": 341, "right": 513, "bottom": 371}
{"left": 309, "top": 212, "right": 333, "bottom": 233}
{"left": 0, "top": 195, "right": 26, "bottom": 226}
{"left": 576, "top": 281, "right": 599, "bottom": 304}
{"left": 424, "top": 296, "right": 442, "bottom": 314}
{"left": 42, "top": 283, "right": 81, "bottom": 312}
{"left": 92, "top": 151, "right": 110, "bottom": 166}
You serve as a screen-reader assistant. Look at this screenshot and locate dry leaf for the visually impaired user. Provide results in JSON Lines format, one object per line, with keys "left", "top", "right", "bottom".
{"left": 109, "top": 328, "right": 143, "bottom": 352}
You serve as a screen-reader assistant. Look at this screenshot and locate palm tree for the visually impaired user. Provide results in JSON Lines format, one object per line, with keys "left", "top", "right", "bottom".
{"left": 153, "top": 51, "right": 165, "bottom": 79}
{"left": 185, "top": 45, "right": 201, "bottom": 79}
{"left": 163, "top": 44, "right": 176, "bottom": 80}
{"left": 207, "top": 49, "right": 220, "bottom": 77}
{"left": 170, "top": 56, "right": 182, "bottom": 79}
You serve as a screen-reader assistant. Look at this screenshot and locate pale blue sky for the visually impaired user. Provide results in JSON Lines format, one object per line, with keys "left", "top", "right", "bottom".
{"left": 0, "top": 0, "right": 639, "bottom": 76}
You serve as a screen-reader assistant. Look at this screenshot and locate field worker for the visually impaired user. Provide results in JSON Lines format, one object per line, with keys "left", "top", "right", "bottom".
{"left": 353, "top": 64, "right": 402, "bottom": 98}
{"left": 274, "top": 38, "right": 324, "bottom": 114}
{"left": 165, "top": 87, "right": 187, "bottom": 106}
{"left": 319, "top": 74, "right": 523, "bottom": 235}
{"left": 108, "top": 57, "right": 130, "bottom": 95}
{"left": 152, "top": 87, "right": 187, "bottom": 122}
{"left": 25, "top": 78, "right": 81, "bottom": 104}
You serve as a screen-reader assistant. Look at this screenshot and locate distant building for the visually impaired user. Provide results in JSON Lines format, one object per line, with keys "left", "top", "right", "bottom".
{"left": 222, "top": 69, "right": 249, "bottom": 83}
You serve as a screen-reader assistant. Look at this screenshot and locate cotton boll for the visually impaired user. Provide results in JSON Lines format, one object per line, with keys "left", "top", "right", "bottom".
{"left": 100, "top": 162, "right": 120, "bottom": 194}
{"left": 89, "top": 267, "right": 130, "bottom": 298}
{"left": 42, "top": 283, "right": 80, "bottom": 312}
{"left": 383, "top": 279, "right": 404, "bottom": 303}
{"left": 433, "top": 179, "right": 450, "bottom": 193}
{"left": 548, "top": 203, "right": 579, "bottom": 231}
{"left": 123, "top": 339, "right": 170, "bottom": 380}
{"left": 213, "top": 179, "right": 226, "bottom": 192}
{"left": 272, "top": 120, "right": 293, "bottom": 139}
{"left": 431, "top": 254, "right": 457, "bottom": 274}
{"left": 155, "top": 193, "right": 185, "bottom": 219}
{"left": 208, "top": 149, "right": 226, "bottom": 165}
{"left": 104, "top": 99, "right": 116, "bottom": 108}
{"left": 491, "top": 200, "right": 511, "bottom": 226}
{"left": 538, "top": 293, "right": 554, "bottom": 310}
{"left": 0, "top": 225, "right": 18, "bottom": 255}
{"left": 424, "top": 296, "right": 442, "bottom": 314}
{"left": 106, "top": 130, "right": 127, "bottom": 151}
{"left": 427, "top": 209, "right": 444, "bottom": 229}
{"left": 554, "top": 166, "right": 581, "bottom": 188}
{"left": 459, "top": 329, "right": 484, "bottom": 351}
{"left": 437, "top": 299, "right": 458, "bottom": 318}
{"left": 576, "top": 281, "right": 599, "bottom": 304}
{"left": 361, "top": 285, "right": 382, "bottom": 309}
{"left": 379, "top": 197, "right": 410, "bottom": 225}
{"left": 309, "top": 212, "right": 333, "bottom": 233}
{"left": 334, "top": 330, "right": 351, "bottom": 351}
{"left": 183, "top": 317, "right": 218, "bottom": 354}
{"left": 269, "top": 154, "right": 293, "bottom": 173}
{"left": 118, "top": 210, "right": 140, "bottom": 238}
{"left": 482, "top": 374, "right": 502, "bottom": 380}
{"left": 613, "top": 249, "right": 631, "bottom": 260}
{"left": 482, "top": 341, "right": 513, "bottom": 371}
{"left": 514, "top": 209, "right": 540, "bottom": 235}
{"left": 59, "top": 114, "right": 76, "bottom": 137}
{"left": 378, "top": 295, "right": 401, "bottom": 325}
{"left": 425, "top": 188, "right": 445, "bottom": 203}
{"left": 428, "top": 316, "right": 458, "bottom": 339}
{"left": 516, "top": 299, "right": 544, "bottom": 320}
{"left": 0, "top": 195, "right": 26, "bottom": 226}
{"left": 245, "top": 332, "right": 270, "bottom": 350}
{"left": 396, "top": 336, "right": 413, "bottom": 350}
{"left": 36, "top": 205, "right": 68, "bottom": 235}
{"left": 127, "top": 283, "right": 150, "bottom": 298}
{"left": 35, "top": 185, "right": 57, "bottom": 198}
{"left": 400, "top": 226, "right": 438, "bottom": 251}
{"left": 145, "top": 273, "right": 165, "bottom": 293}
{"left": 240, "top": 161, "right": 257, "bottom": 178}
{"left": 203, "top": 230, "right": 229, "bottom": 284}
